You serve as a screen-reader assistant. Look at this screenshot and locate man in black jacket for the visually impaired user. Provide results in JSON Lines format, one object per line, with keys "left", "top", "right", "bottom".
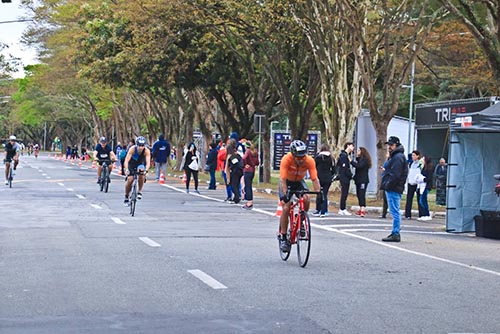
{"left": 381, "top": 136, "right": 408, "bottom": 242}
{"left": 337, "top": 142, "right": 354, "bottom": 215}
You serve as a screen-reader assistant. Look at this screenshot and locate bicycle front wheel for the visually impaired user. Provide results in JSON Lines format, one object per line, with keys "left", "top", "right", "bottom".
{"left": 8, "top": 166, "right": 13, "bottom": 188}
{"left": 296, "top": 212, "right": 311, "bottom": 267}
{"left": 130, "top": 181, "right": 137, "bottom": 216}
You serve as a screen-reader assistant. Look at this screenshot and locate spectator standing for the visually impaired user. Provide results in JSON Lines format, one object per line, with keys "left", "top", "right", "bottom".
{"left": 226, "top": 140, "right": 244, "bottom": 204}
{"left": 181, "top": 143, "right": 200, "bottom": 194}
{"left": 65, "top": 146, "right": 72, "bottom": 159}
{"left": 206, "top": 142, "right": 218, "bottom": 190}
{"left": 120, "top": 139, "right": 135, "bottom": 176}
{"left": 313, "top": 144, "right": 335, "bottom": 217}
{"left": 404, "top": 150, "right": 424, "bottom": 220}
{"left": 379, "top": 149, "right": 390, "bottom": 219}
{"left": 434, "top": 157, "right": 447, "bottom": 206}
{"left": 381, "top": 136, "right": 408, "bottom": 242}
{"left": 151, "top": 134, "right": 171, "bottom": 181}
{"left": 417, "top": 156, "right": 434, "bottom": 221}
{"left": 242, "top": 141, "right": 259, "bottom": 210}
{"left": 337, "top": 142, "right": 354, "bottom": 215}
{"left": 351, "top": 146, "right": 372, "bottom": 217}
{"left": 115, "top": 142, "right": 123, "bottom": 169}
{"left": 218, "top": 142, "right": 233, "bottom": 201}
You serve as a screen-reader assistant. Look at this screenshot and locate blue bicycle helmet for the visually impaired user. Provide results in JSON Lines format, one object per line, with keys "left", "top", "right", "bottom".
{"left": 136, "top": 136, "right": 147, "bottom": 146}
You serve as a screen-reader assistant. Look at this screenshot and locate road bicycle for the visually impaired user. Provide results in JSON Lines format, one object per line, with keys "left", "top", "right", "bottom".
{"left": 98, "top": 160, "right": 112, "bottom": 193}
{"left": 278, "top": 189, "right": 322, "bottom": 267}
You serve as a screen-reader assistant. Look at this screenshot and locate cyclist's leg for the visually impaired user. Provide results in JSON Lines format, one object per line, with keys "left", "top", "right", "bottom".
{"left": 300, "top": 180, "right": 311, "bottom": 211}
{"left": 4, "top": 160, "right": 10, "bottom": 182}
{"left": 97, "top": 163, "right": 103, "bottom": 181}
{"left": 13, "top": 158, "right": 19, "bottom": 170}
{"left": 278, "top": 180, "right": 291, "bottom": 236}
{"left": 125, "top": 172, "right": 133, "bottom": 198}
{"left": 138, "top": 174, "right": 145, "bottom": 193}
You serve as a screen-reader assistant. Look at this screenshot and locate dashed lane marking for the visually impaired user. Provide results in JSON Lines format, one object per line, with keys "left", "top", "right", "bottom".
{"left": 76, "top": 194, "right": 85, "bottom": 199}
{"left": 188, "top": 269, "right": 227, "bottom": 290}
{"left": 111, "top": 217, "right": 126, "bottom": 225}
{"left": 139, "top": 237, "right": 161, "bottom": 247}
{"left": 90, "top": 204, "right": 102, "bottom": 210}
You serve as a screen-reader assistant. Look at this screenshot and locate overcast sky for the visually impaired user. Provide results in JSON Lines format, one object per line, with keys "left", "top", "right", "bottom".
{"left": 1, "top": 1, "right": 38, "bottom": 78}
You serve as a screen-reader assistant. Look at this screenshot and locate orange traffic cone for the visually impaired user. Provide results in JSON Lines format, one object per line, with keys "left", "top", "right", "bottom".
{"left": 182, "top": 172, "right": 187, "bottom": 183}
{"left": 91, "top": 160, "right": 96, "bottom": 169}
{"left": 275, "top": 201, "right": 283, "bottom": 217}
{"left": 48, "top": 153, "right": 51, "bottom": 158}
{"left": 159, "top": 171, "right": 165, "bottom": 184}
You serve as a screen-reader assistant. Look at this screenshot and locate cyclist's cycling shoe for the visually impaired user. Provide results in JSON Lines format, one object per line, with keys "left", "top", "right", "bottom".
{"left": 97, "top": 178, "right": 101, "bottom": 184}
{"left": 137, "top": 192, "right": 143, "bottom": 200}
{"left": 279, "top": 236, "right": 290, "bottom": 253}
{"left": 124, "top": 198, "right": 130, "bottom": 206}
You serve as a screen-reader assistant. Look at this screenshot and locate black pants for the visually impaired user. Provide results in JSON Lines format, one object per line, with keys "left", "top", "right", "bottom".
{"left": 230, "top": 172, "right": 242, "bottom": 203}
{"left": 243, "top": 171, "right": 254, "bottom": 200}
{"left": 316, "top": 181, "right": 331, "bottom": 214}
{"left": 405, "top": 183, "right": 424, "bottom": 218}
{"left": 356, "top": 183, "right": 368, "bottom": 207}
{"left": 340, "top": 180, "right": 350, "bottom": 210}
{"left": 185, "top": 169, "right": 199, "bottom": 190}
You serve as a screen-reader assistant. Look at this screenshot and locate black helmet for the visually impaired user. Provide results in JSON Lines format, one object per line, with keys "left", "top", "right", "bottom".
{"left": 290, "top": 140, "right": 307, "bottom": 157}
{"left": 99, "top": 136, "right": 107, "bottom": 143}
{"left": 136, "top": 136, "right": 147, "bottom": 146}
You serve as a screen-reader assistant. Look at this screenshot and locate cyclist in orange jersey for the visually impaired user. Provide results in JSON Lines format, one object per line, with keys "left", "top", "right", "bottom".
{"left": 278, "top": 140, "right": 321, "bottom": 252}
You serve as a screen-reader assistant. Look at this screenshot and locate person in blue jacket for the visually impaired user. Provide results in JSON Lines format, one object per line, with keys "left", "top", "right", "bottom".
{"left": 151, "top": 134, "right": 171, "bottom": 181}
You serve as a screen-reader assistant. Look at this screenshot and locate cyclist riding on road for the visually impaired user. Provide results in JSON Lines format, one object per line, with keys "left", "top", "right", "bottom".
{"left": 123, "top": 136, "right": 151, "bottom": 205}
{"left": 4, "top": 135, "right": 21, "bottom": 185}
{"left": 93, "top": 137, "right": 117, "bottom": 184}
{"left": 278, "top": 140, "right": 321, "bottom": 253}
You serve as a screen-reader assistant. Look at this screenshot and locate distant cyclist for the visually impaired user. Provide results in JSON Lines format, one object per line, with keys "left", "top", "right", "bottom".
{"left": 4, "top": 135, "right": 21, "bottom": 185}
{"left": 278, "top": 140, "right": 321, "bottom": 253}
{"left": 123, "top": 136, "right": 151, "bottom": 205}
{"left": 93, "top": 137, "right": 117, "bottom": 184}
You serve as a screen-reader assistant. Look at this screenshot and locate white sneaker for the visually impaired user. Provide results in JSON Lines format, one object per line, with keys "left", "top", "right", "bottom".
{"left": 4, "top": 180, "right": 8, "bottom": 185}
{"left": 338, "top": 209, "right": 352, "bottom": 216}
{"left": 422, "top": 216, "right": 432, "bottom": 221}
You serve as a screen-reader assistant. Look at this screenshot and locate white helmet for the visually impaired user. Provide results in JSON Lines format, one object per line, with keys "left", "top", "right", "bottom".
{"left": 9, "top": 135, "right": 16, "bottom": 141}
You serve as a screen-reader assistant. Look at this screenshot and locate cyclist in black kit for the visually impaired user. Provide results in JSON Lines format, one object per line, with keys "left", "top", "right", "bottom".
{"left": 93, "top": 137, "right": 117, "bottom": 184}
{"left": 4, "top": 135, "right": 21, "bottom": 185}
{"left": 123, "top": 136, "right": 151, "bottom": 205}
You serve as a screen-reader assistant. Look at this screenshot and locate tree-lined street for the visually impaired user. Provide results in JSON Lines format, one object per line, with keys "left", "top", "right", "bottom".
{"left": 1, "top": 155, "right": 499, "bottom": 333}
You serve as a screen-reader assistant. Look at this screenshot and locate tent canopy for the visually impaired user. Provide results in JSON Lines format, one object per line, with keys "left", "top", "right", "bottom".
{"left": 447, "top": 102, "right": 500, "bottom": 232}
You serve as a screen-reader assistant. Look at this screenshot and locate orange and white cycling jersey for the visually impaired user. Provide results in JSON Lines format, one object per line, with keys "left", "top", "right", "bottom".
{"left": 279, "top": 152, "right": 318, "bottom": 182}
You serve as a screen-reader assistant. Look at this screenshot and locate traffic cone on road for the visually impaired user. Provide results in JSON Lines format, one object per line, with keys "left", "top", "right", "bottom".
{"left": 182, "top": 172, "right": 187, "bottom": 183}
{"left": 91, "top": 160, "right": 96, "bottom": 169}
{"left": 159, "top": 171, "right": 165, "bottom": 184}
{"left": 275, "top": 201, "right": 283, "bottom": 217}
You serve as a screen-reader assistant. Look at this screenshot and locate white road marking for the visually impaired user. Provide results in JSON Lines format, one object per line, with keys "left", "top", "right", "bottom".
{"left": 46, "top": 176, "right": 51, "bottom": 179}
{"left": 66, "top": 188, "right": 74, "bottom": 192}
{"left": 139, "top": 237, "right": 161, "bottom": 247}
{"left": 57, "top": 182, "right": 64, "bottom": 187}
{"left": 111, "top": 217, "right": 126, "bottom": 225}
{"left": 90, "top": 204, "right": 102, "bottom": 209}
{"left": 314, "top": 224, "right": 500, "bottom": 278}
{"left": 42, "top": 173, "right": 47, "bottom": 176}
{"left": 76, "top": 194, "right": 85, "bottom": 199}
{"left": 188, "top": 269, "right": 227, "bottom": 290}
{"left": 162, "top": 183, "right": 500, "bottom": 277}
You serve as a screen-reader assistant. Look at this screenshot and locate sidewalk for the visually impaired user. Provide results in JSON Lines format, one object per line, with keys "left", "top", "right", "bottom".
{"left": 165, "top": 172, "right": 446, "bottom": 219}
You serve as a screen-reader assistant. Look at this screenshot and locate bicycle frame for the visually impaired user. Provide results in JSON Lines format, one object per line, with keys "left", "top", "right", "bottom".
{"left": 287, "top": 195, "right": 306, "bottom": 245}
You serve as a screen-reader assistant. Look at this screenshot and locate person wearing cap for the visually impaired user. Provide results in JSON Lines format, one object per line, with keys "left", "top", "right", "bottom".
{"left": 4, "top": 135, "right": 21, "bottom": 185}
{"left": 242, "top": 141, "right": 259, "bottom": 210}
{"left": 380, "top": 136, "right": 409, "bottom": 242}
{"left": 151, "top": 134, "right": 171, "bottom": 182}
{"left": 93, "top": 137, "right": 117, "bottom": 184}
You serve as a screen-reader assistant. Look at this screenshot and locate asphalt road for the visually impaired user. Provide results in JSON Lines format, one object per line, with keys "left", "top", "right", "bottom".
{"left": 1, "top": 154, "right": 499, "bottom": 334}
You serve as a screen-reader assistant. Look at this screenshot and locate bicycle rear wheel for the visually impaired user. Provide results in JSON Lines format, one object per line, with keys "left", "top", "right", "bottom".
{"left": 296, "top": 212, "right": 311, "bottom": 267}
{"left": 278, "top": 230, "right": 291, "bottom": 261}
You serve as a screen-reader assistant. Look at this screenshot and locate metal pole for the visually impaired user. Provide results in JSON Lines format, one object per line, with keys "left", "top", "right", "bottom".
{"left": 43, "top": 122, "right": 47, "bottom": 151}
